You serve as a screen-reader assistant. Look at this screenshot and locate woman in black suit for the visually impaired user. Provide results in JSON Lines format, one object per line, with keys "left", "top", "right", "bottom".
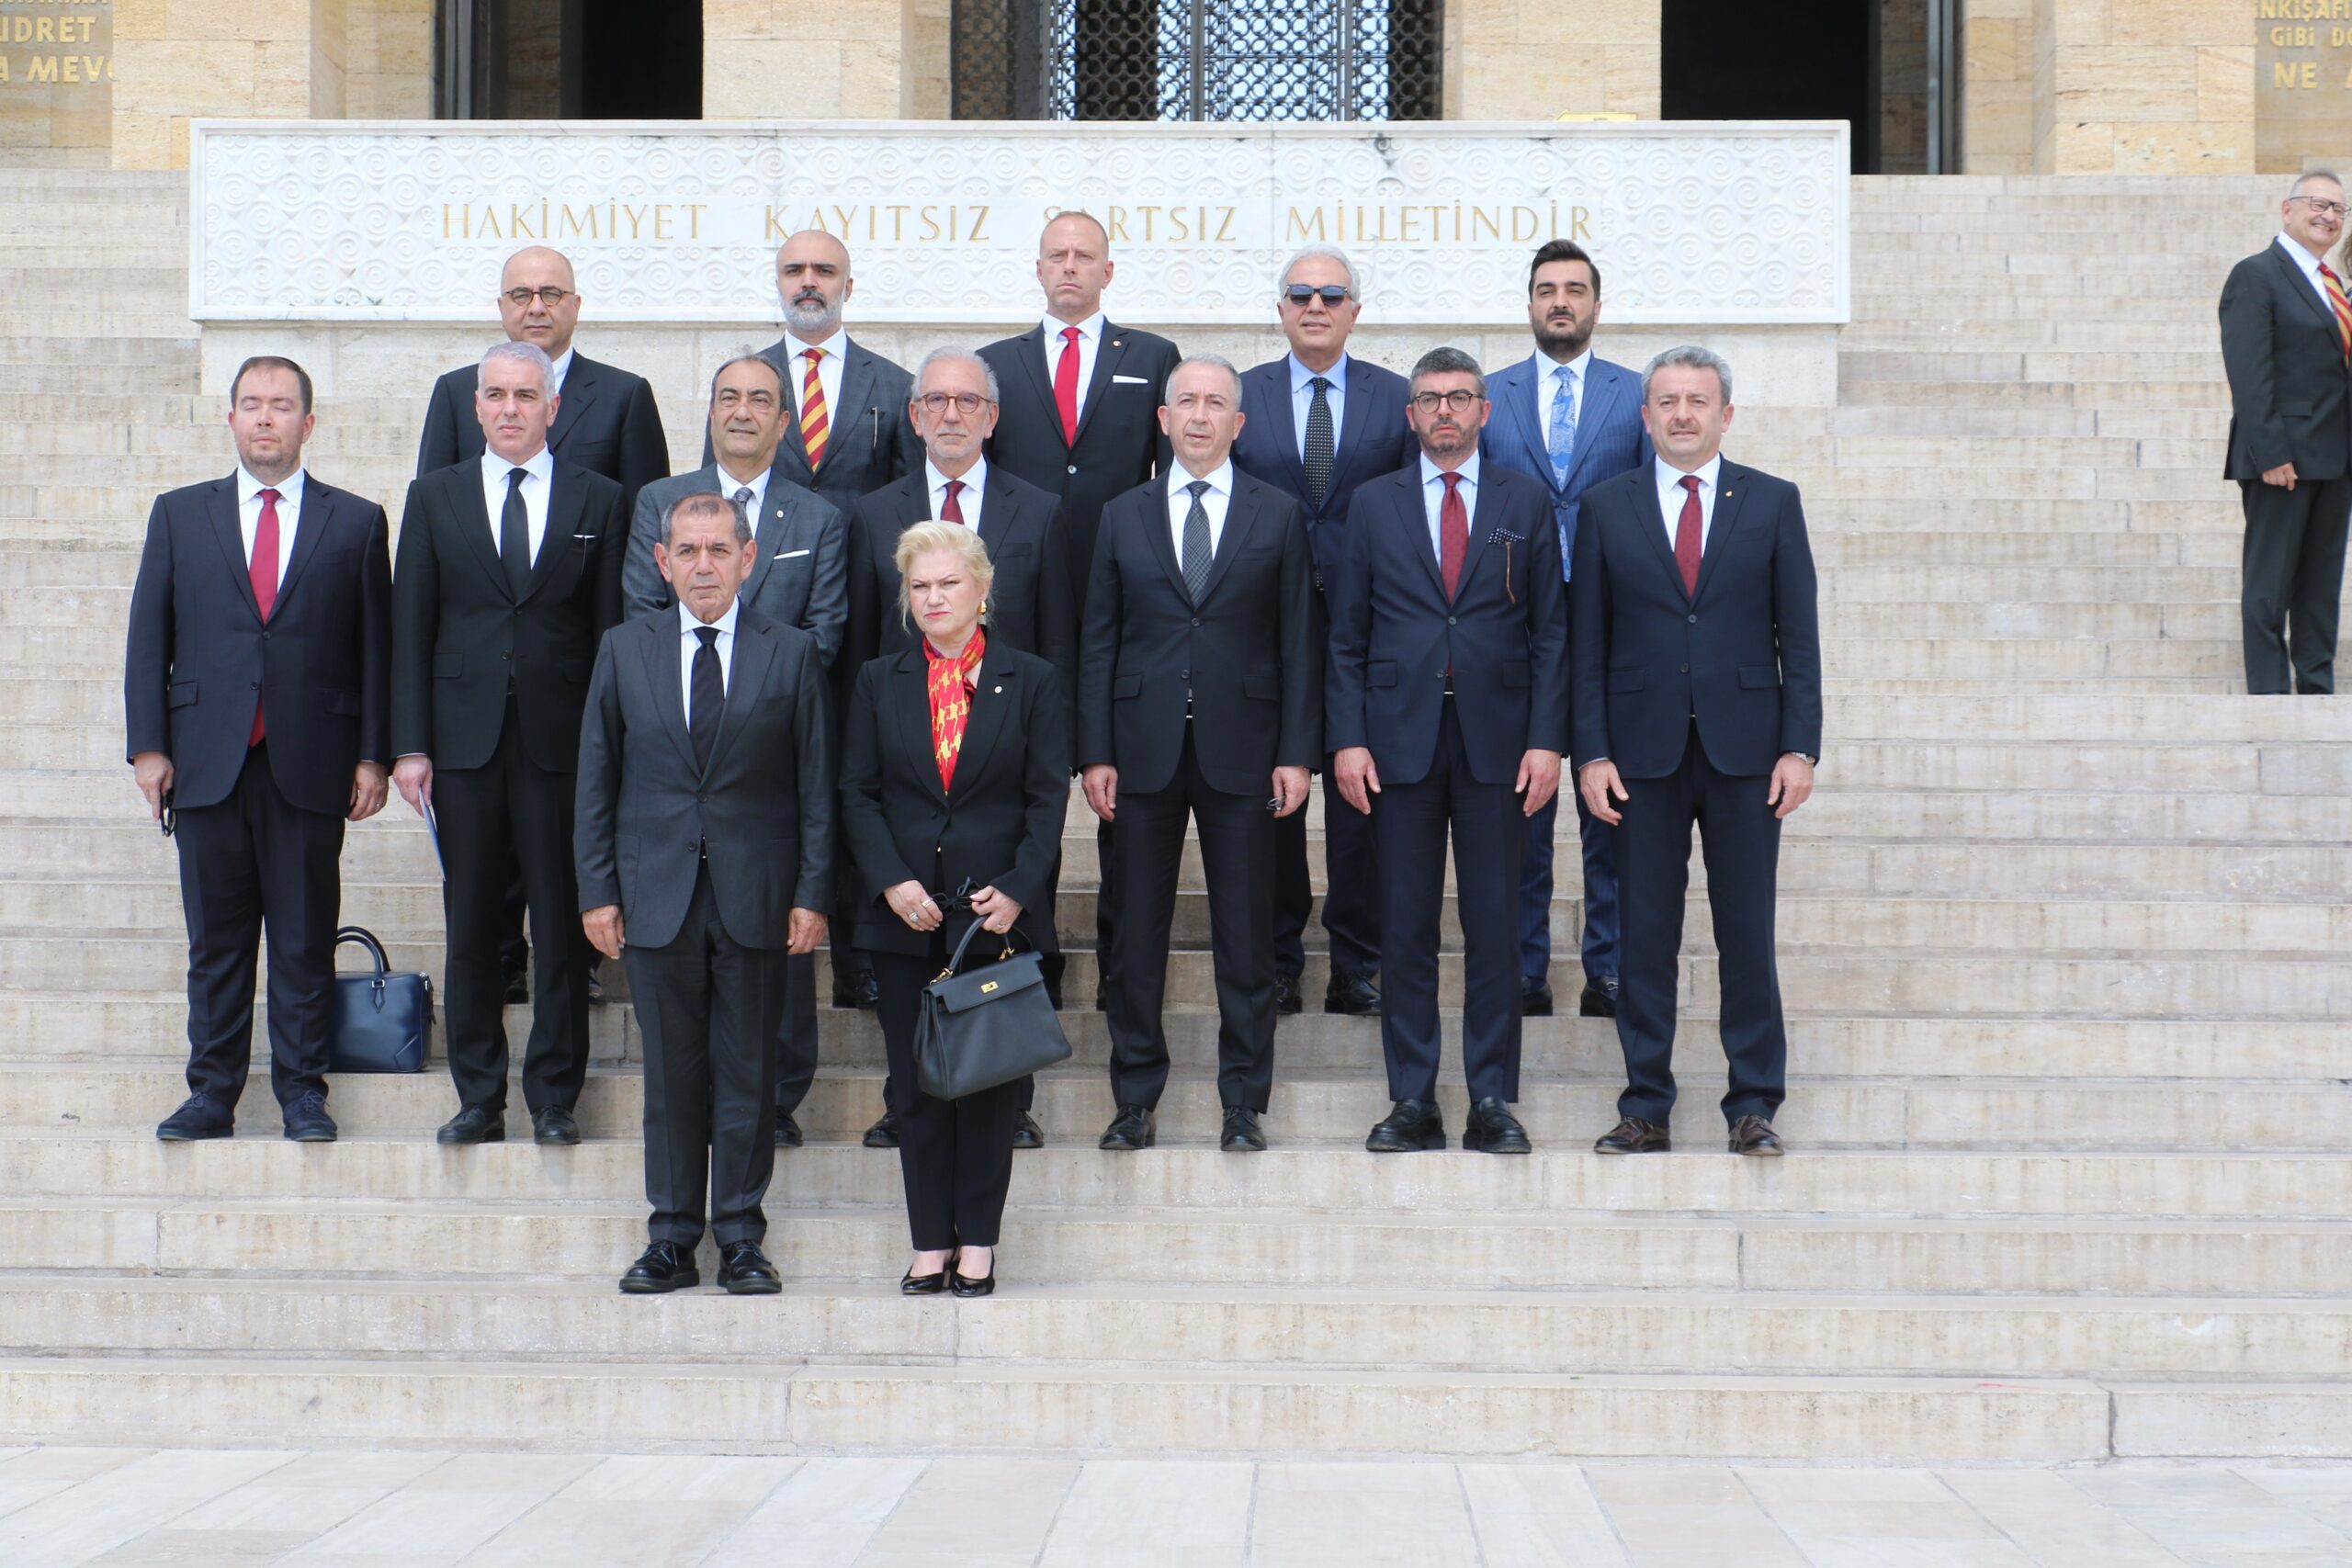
{"left": 839, "top": 519, "right": 1071, "bottom": 1297}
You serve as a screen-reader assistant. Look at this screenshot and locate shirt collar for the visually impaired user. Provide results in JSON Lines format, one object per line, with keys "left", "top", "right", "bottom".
{"left": 1657, "top": 453, "right": 1724, "bottom": 492}
{"left": 678, "top": 598, "right": 741, "bottom": 637}
{"left": 1170, "top": 457, "right": 1235, "bottom": 499}
{"left": 1044, "top": 310, "right": 1105, "bottom": 344}
{"left": 784, "top": 328, "right": 848, "bottom": 364}
{"left": 1537, "top": 346, "right": 1593, "bottom": 387}
{"left": 1288, "top": 352, "right": 1349, "bottom": 394}
{"left": 927, "top": 456, "right": 987, "bottom": 497}
{"left": 236, "top": 466, "right": 306, "bottom": 506}
{"left": 713, "top": 457, "right": 769, "bottom": 500}
{"left": 488, "top": 446, "right": 555, "bottom": 484}
{"left": 2278, "top": 231, "right": 2330, "bottom": 278}
{"left": 1420, "top": 451, "right": 1481, "bottom": 489}
{"left": 548, "top": 346, "right": 576, "bottom": 391}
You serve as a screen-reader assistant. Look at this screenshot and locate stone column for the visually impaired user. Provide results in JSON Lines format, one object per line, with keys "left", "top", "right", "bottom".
{"left": 112, "top": 0, "right": 349, "bottom": 170}
{"left": 1448, "top": 0, "right": 1659, "bottom": 119}
{"left": 2029, "top": 0, "right": 2252, "bottom": 175}
{"left": 704, "top": 0, "right": 912, "bottom": 118}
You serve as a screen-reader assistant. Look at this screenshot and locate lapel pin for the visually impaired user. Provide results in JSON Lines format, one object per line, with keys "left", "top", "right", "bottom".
{"left": 992, "top": 684, "right": 1002, "bottom": 694}
{"left": 1112, "top": 338, "right": 1123, "bottom": 347}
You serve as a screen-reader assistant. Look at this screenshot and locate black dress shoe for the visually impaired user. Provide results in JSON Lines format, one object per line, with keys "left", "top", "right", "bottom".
{"left": 586, "top": 966, "right": 606, "bottom": 1007}
{"left": 1594, "top": 1115, "right": 1670, "bottom": 1154}
{"left": 774, "top": 1111, "right": 804, "bottom": 1149}
{"left": 900, "top": 1258, "right": 950, "bottom": 1294}
{"left": 620, "top": 1241, "right": 698, "bottom": 1293}
{"left": 864, "top": 1111, "right": 901, "bottom": 1149}
{"left": 282, "top": 1090, "right": 336, "bottom": 1143}
{"left": 950, "top": 1251, "right": 996, "bottom": 1297}
{"left": 1220, "top": 1106, "right": 1267, "bottom": 1152}
{"left": 1578, "top": 976, "right": 1621, "bottom": 1018}
{"left": 1729, "top": 1114, "right": 1785, "bottom": 1156}
{"left": 531, "top": 1105, "right": 581, "bottom": 1145}
{"left": 1521, "top": 977, "right": 1555, "bottom": 1016}
{"left": 501, "top": 970, "right": 530, "bottom": 1006}
{"left": 718, "top": 1240, "right": 783, "bottom": 1293}
{"left": 436, "top": 1106, "right": 505, "bottom": 1145}
{"left": 1013, "top": 1111, "right": 1045, "bottom": 1150}
{"left": 1272, "top": 974, "right": 1303, "bottom": 1016}
{"left": 1324, "top": 972, "right": 1382, "bottom": 1016}
{"left": 1099, "top": 1104, "right": 1155, "bottom": 1150}
{"left": 1463, "top": 1097, "right": 1532, "bottom": 1155}
{"left": 156, "top": 1093, "right": 233, "bottom": 1142}
{"left": 832, "top": 969, "right": 879, "bottom": 1010}
{"left": 1365, "top": 1099, "right": 1445, "bottom": 1152}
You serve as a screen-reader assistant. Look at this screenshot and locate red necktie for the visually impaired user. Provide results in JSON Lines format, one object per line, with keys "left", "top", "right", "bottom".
{"left": 1439, "top": 472, "right": 1467, "bottom": 600}
{"left": 1675, "top": 474, "right": 1703, "bottom": 597}
{"left": 1053, "top": 326, "right": 1081, "bottom": 446}
{"left": 249, "top": 487, "right": 280, "bottom": 745}
{"left": 941, "top": 477, "right": 966, "bottom": 524}
{"left": 2323, "top": 264, "right": 2352, "bottom": 357}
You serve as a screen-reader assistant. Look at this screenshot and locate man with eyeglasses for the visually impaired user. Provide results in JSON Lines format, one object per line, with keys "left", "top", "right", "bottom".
{"left": 1230, "top": 246, "right": 1417, "bottom": 1021}
{"left": 627, "top": 353, "right": 848, "bottom": 1148}
{"left": 2221, "top": 170, "right": 2352, "bottom": 694}
{"left": 841, "top": 346, "right": 1078, "bottom": 1149}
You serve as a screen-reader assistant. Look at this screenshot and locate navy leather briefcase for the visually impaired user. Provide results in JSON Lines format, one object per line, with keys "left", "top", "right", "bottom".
{"left": 329, "top": 925, "right": 432, "bottom": 1074}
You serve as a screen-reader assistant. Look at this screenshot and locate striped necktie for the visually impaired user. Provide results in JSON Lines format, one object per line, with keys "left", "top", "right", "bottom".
{"left": 798, "top": 347, "right": 830, "bottom": 468}
{"left": 2322, "top": 264, "right": 2352, "bottom": 358}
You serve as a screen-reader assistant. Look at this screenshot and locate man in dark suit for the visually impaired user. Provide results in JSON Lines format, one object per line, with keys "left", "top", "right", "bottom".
{"left": 127, "top": 355, "right": 392, "bottom": 1143}
{"left": 1482, "top": 240, "right": 1653, "bottom": 1021}
{"left": 392, "top": 341, "right": 628, "bottom": 1146}
{"left": 2220, "top": 170, "right": 2352, "bottom": 694}
{"left": 629, "top": 353, "right": 848, "bottom": 1149}
{"left": 415, "top": 244, "right": 670, "bottom": 1007}
{"left": 1328, "top": 347, "right": 1566, "bottom": 1156}
{"left": 577, "top": 491, "right": 833, "bottom": 1295}
{"left": 1573, "top": 346, "right": 1822, "bottom": 1158}
{"left": 1078, "top": 355, "right": 1319, "bottom": 1154}
{"left": 1231, "top": 245, "right": 1417, "bottom": 1021}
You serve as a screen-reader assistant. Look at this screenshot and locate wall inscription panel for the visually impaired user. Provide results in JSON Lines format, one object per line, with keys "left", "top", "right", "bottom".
{"left": 188, "top": 120, "right": 1850, "bottom": 327}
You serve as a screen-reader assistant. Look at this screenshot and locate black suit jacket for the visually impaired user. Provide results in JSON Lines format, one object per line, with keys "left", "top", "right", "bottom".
{"left": 839, "top": 642, "right": 1070, "bottom": 958}
{"left": 573, "top": 604, "right": 833, "bottom": 950}
{"left": 698, "top": 333, "right": 918, "bottom": 514}
{"left": 125, "top": 474, "right": 392, "bottom": 816}
{"left": 1570, "top": 460, "right": 1823, "bottom": 779}
{"left": 1077, "top": 468, "right": 1319, "bottom": 796}
{"left": 1326, "top": 462, "right": 1568, "bottom": 788}
{"left": 978, "top": 321, "right": 1182, "bottom": 615}
{"left": 391, "top": 457, "right": 627, "bottom": 773}
{"left": 416, "top": 351, "right": 672, "bottom": 516}
{"left": 625, "top": 461, "right": 849, "bottom": 669}
{"left": 1230, "top": 355, "right": 1418, "bottom": 582}
{"left": 2220, "top": 239, "right": 2352, "bottom": 481}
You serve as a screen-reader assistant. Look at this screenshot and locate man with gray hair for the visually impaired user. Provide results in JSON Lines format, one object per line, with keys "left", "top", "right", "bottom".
{"left": 2220, "top": 169, "right": 2352, "bottom": 693}
{"left": 1230, "top": 244, "right": 1417, "bottom": 1021}
{"left": 393, "top": 338, "right": 628, "bottom": 1146}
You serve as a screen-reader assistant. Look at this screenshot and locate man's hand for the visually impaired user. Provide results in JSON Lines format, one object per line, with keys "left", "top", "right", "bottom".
{"left": 1516, "top": 749, "right": 1563, "bottom": 817}
{"left": 582, "top": 904, "right": 625, "bottom": 961}
{"left": 2264, "top": 460, "right": 2300, "bottom": 491}
{"left": 969, "top": 884, "right": 1023, "bottom": 934}
{"left": 1271, "top": 765, "right": 1312, "bottom": 818}
{"left": 886, "top": 880, "right": 942, "bottom": 932}
{"left": 392, "top": 755, "right": 434, "bottom": 816}
{"left": 131, "top": 751, "right": 173, "bottom": 821}
{"left": 1768, "top": 754, "right": 1815, "bottom": 819}
{"left": 1082, "top": 763, "right": 1119, "bottom": 822}
{"left": 1333, "top": 746, "right": 1380, "bottom": 816}
{"left": 1578, "top": 759, "right": 1628, "bottom": 826}
{"left": 786, "top": 907, "right": 828, "bottom": 955}
{"left": 349, "top": 761, "right": 389, "bottom": 822}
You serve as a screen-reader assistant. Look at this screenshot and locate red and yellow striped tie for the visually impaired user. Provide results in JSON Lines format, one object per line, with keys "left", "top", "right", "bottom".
{"left": 2322, "top": 264, "right": 2352, "bottom": 358}
{"left": 798, "top": 346, "right": 830, "bottom": 467}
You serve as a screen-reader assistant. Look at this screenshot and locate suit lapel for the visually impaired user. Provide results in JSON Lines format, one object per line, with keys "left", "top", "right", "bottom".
{"left": 1263, "top": 367, "right": 1308, "bottom": 500}
{"left": 1006, "top": 326, "right": 1060, "bottom": 450}
{"left": 1194, "top": 478, "right": 1263, "bottom": 605}
{"left": 769, "top": 341, "right": 820, "bottom": 483}
{"left": 548, "top": 355, "right": 599, "bottom": 454}
{"left": 734, "top": 461, "right": 787, "bottom": 603}
{"left": 820, "top": 344, "right": 876, "bottom": 477}
{"left": 1392, "top": 471, "right": 1447, "bottom": 604}
{"left": 1488, "top": 362, "right": 1551, "bottom": 498}
{"left": 450, "top": 463, "right": 512, "bottom": 601}
{"left": 1640, "top": 468, "right": 1691, "bottom": 601}
{"left": 707, "top": 613, "right": 778, "bottom": 774}
{"left": 892, "top": 649, "right": 951, "bottom": 807}
{"left": 2273, "top": 242, "right": 2340, "bottom": 336}
{"left": 952, "top": 640, "right": 1018, "bottom": 795}
{"left": 978, "top": 468, "right": 1022, "bottom": 552}
{"left": 274, "top": 479, "right": 334, "bottom": 608}
{"left": 1070, "top": 322, "right": 1127, "bottom": 448}
{"left": 1689, "top": 463, "right": 1749, "bottom": 608}
{"left": 1453, "top": 478, "right": 1506, "bottom": 602}
{"left": 646, "top": 619, "right": 698, "bottom": 775}
{"left": 517, "top": 467, "right": 583, "bottom": 604}
{"left": 1562, "top": 367, "right": 1626, "bottom": 492}
{"left": 204, "top": 477, "right": 263, "bottom": 623}
{"left": 1330, "top": 360, "right": 1375, "bottom": 490}
{"left": 1143, "top": 475, "right": 1193, "bottom": 603}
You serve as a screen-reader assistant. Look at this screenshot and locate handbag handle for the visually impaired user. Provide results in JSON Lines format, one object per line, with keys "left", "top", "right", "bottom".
{"left": 334, "top": 926, "right": 392, "bottom": 985}
{"left": 939, "top": 912, "right": 1032, "bottom": 980}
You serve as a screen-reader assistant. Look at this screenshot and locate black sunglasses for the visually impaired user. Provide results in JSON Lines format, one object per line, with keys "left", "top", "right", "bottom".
{"left": 1283, "top": 284, "right": 1352, "bottom": 306}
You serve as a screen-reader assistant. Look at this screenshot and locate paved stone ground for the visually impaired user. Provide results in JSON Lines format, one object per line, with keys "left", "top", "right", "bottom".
{"left": 1, "top": 1447, "right": 2347, "bottom": 1565}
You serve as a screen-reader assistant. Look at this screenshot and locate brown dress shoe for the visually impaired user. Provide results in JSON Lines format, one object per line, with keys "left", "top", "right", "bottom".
{"left": 1729, "top": 1115, "right": 1784, "bottom": 1156}
{"left": 1593, "top": 1115, "right": 1669, "bottom": 1154}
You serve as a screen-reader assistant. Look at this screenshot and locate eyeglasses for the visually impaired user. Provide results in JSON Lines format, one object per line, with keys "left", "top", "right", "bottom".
{"left": 503, "top": 286, "right": 573, "bottom": 307}
{"left": 1410, "top": 389, "right": 1483, "bottom": 413}
{"left": 1283, "top": 284, "right": 1352, "bottom": 306}
{"left": 2294, "top": 197, "right": 2349, "bottom": 218}
{"left": 918, "top": 391, "right": 991, "bottom": 414}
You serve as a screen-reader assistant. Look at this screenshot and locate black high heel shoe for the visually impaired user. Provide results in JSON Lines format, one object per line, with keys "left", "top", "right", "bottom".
{"left": 949, "top": 1248, "right": 996, "bottom": 1298}
{"left": 900, "top": 1258, "right": 950, "bottom": 1295}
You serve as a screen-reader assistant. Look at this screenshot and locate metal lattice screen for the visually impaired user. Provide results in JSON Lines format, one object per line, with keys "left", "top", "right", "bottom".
{"left": 952, "top": 0, "right": 1442, "bottom": 121}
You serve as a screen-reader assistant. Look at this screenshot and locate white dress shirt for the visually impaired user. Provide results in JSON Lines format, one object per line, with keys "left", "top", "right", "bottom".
{"left": 1167, "top": 459, "right": 1235, "bottom": 560}
{"left": 1530, "top": 347, "right": 1590, "bottom": 452}
{"left": 713, "top": 459, "right": 771, "bottom": 533}
{"left": 1654, "top": 453, "right": 1724, "bottom": 553}
{"left": 235, "top": 465, "right": 306, "bottom": 592}
{"left": 548, "top": 346, "right": 575, "bottom": 396}
{"left": 1289, "top": 353, "right": 1348, "bottom": 461}
{"left": 480, "top": 446, "right": 555, "bottom": 568}
{"left": 2276, "top": 231, "right": 2338, "bottom": 313}
{"left": 677, "top": 598, "right": 741, "bottom": 720}
{"left": 928, "top": 456, "right": 989, "bottom": 533}
{"left": 1042, "top": 311, "right": 1106, "bottom": 416}
{"left": 1418, "top": 451, "right": 1481, "bottom": 561}
{"left": 783, "top": 328, "right": 848, "bottom": 424}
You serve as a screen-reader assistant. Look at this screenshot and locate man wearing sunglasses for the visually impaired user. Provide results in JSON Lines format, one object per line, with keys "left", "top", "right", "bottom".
{"left": 1230, "top": 247, "right": 1418, "bottom": 1021}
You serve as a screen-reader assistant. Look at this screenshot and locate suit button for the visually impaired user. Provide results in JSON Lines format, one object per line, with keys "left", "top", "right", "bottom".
{"left": 501, "top": 652, "right": 510, "bottom": 660}
{"left": 1447, "top": 616, "right": 1456, "bottom": 626}
{"left": 250, "top": 681, "right": 259, "bottom": 690}
{"left": 514, "top": 608, "right": 524, "bottom": 617}
{"left": 1190, "top": 617, "right": 1201, "bottom": 627}
{"left": 1180, "top": 670, "right": 1190, "bottom": 682}
{"left": 1687, "top": 614, "right": 1698, "bottom": 624}
{"left": 1066, "top": 464, "right": 1079, "bottom": 475}
{"left": 697, "top": 794, "right": 709, "bottom": 804}
{"left": 1679, "top": 663, "right": 1690, "bottom": 673}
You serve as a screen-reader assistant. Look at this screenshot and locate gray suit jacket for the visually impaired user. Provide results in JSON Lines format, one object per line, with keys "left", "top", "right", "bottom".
{"left": 574, "top": 604, "right": 834, "bottom": 951}
{"left": 625, "top": 461, "right": 849, "bottom": 671}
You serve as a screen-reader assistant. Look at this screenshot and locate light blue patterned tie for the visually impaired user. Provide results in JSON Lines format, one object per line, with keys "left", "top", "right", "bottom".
{"left": 1546, "top": 364, "right": 1577, "bottom": 490}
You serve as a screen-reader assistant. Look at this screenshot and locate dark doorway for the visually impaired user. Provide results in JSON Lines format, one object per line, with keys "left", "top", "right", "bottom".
{"left": 1661, "top": 0, "right": 1879, "bottom": 174}
{"left": 437, "top": 0, "right": 703, "bottom": 118}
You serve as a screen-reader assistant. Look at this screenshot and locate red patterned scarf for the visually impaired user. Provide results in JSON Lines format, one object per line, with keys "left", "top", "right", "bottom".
{"left": 924, "top": 630, "right": 986, "bottom": 791}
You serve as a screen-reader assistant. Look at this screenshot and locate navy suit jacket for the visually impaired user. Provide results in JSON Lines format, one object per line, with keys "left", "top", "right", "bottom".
{"left": 1481, "top": 353, "right": 1652, "bottom": 578}
{"left": 1326, "top": 462, "right": 1568, "bottom": 788}
{"left": 624, "top": 461, "right": 848, "bottom": 671}
{"left": 125, "top": 473, "right": 392, "bottom": 817}
{"left": 1569, "top": 459, "right": 1823, "bottom": 779}
{"left": 417, "top": 351, "right": 671, "bottom": 518}
{"left": 1229, "top": 355, "right": 1418, "bottom": 583}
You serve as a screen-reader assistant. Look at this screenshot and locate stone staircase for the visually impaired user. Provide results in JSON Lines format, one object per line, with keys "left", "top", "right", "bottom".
{"left": 0, "top": 164, "right": 2346, "bottom": 1461}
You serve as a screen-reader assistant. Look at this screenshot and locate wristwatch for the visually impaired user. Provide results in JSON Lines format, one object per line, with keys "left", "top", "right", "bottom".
{"left": 1785, "top": 751, "right": 1817, "bottom": 766}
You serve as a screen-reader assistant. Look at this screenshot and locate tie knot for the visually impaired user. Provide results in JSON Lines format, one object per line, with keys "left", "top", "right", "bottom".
{"left": 1061, "top": 326, "right": 1081, "bottom": 345}
{"left": 1187, "top": 479, "right": 1211, "bottom": 499}
{"left": 258, "top": 488, "right": 280, "bottom": 504}
{"left": 695, "top": 626, "right": 719, "bottom": 649}
{"left": 1441, "top": 471, "right": 1462, "bottom": 491}
{"left": 1309, "top": 376, "right": 1331, "bottom": 393}
{"left": 944, "top": 478, "right": 964, "bottom": 500}
{"left": 508, "top": 467, "right": 528, "bottom": 490}
{"left": 732, "top": 486, "right": 754, "bottom": 506}
{"left": 802, "top": 346, "right": 825, "bottom": 364}
{"left": 1679, "top": 474, "right": 1701, "bottom": 493}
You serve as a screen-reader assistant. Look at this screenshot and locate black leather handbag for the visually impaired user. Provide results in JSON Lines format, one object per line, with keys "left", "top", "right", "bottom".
{"left": 913, "top": 917, "right": 1072, "bottom": 1100}
{"left": 328, "top": 925, "right": 433, "bottom": 1074}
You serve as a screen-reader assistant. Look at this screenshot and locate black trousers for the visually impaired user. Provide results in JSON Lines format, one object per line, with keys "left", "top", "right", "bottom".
{"left": 873, "top": 946, "right": 1020, "bottom": 1249}
{"left": 1275, "top": 751, "right": 1381, "bottom": 983}
{"left": 772, "top": 950, "right": 819, "bottom": 1115}
{"left": 173, "top": 741, "right": 345, "bottom": 1110}
{"left": 1104, "top": 725, "right": 1276, "bottom": 1112}
{"left": 2241, "top": 473, "right": 2352, "bottom": 694}
{"left": 623, "top": 863, "right": 783, "bottom": 1248}
{"left": 1374, "top": 700, "right": 1522, "bottom": 1106}
{"left": 1614, "top": 722, "right": 1788, "bottom": 1128}
{"left": 434, "top": 700, "right": 592, "bottom": 1116}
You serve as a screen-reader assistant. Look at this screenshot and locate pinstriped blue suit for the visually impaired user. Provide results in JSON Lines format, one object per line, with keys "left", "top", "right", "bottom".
{"left": 1480, "top": 351, "right": 1651, "bottom": 995}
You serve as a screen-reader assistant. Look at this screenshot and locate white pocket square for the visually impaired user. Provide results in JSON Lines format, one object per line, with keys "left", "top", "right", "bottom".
{"left": 1113, "top": 374, "right": 1150, "bottom": 384}
{"left": 775, "top": 547, "right": 810, "bottom": 559}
